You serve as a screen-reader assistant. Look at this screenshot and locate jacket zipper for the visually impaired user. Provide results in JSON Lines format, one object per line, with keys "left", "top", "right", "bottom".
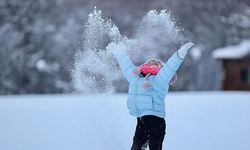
{"left": 135, "top": 77, "right": 139, "bottom": 115}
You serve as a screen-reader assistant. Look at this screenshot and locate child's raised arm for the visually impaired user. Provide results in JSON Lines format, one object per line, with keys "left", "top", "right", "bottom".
{"left": 106, "top": 42, "right": 135, "bottom": 82}
{"left": 154, "top": 42, "right": 194, "bottom": 89}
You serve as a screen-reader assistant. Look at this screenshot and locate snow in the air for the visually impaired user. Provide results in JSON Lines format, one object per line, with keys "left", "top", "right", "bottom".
{"left": 72, "top": 9, "right": 186, "bottom": 94}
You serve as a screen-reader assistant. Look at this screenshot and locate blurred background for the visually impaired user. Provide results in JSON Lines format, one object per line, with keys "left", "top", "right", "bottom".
{"left": 1, "top": 0, "right": 250, "bottom": 95}
{"left": 1, "top": 1, "right": 250, "bottom": 150}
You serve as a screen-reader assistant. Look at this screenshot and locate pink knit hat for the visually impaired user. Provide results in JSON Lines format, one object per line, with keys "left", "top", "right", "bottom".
{"left": 132, "top": 59, "right": 177, "bottom": 89}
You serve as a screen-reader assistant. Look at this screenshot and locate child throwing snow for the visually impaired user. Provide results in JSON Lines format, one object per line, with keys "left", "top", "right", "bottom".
{"left": 106, "top": 42, "right": 194, "bottom": 150}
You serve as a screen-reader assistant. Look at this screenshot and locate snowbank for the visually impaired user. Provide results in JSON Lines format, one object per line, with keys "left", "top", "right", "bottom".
{"left": 0, "top": 92, "right": 250, "bottom": 150}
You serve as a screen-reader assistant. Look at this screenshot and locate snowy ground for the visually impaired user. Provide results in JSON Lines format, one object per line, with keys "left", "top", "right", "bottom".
{"left": 0, "top": 92, "right": 250, "bottom": 150}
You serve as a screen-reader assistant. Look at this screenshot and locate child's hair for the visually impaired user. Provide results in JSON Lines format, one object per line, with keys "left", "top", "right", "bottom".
{"left": 140, "top": 72, "right": 147, "bottom": 77}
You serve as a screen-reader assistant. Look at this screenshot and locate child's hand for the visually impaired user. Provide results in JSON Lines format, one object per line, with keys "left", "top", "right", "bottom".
{"left": 177, "top": 42, "right": 194, "bottom": 59}
{"left": 106, "top": 42, "right": 126, "bottom": 56}
{"left": 106, "top": 42, "right": 117, "bottom": 52}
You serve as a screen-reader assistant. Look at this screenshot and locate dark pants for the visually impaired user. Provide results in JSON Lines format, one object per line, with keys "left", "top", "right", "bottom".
{"left": 131, "top": 115, "right": 166, "bottom": 150}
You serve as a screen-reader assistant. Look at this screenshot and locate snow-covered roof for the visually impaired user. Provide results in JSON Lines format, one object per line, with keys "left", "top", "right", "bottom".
{"left": 212, "top": 40, "right": 250, "bottom": 59}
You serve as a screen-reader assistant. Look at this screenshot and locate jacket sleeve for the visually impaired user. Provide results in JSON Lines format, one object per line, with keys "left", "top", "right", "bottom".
{"left": 113, "top": 50, "right": 135, "bottom": 83}
{"left": 153, "top": 51, "right": 184, "bottom": 89}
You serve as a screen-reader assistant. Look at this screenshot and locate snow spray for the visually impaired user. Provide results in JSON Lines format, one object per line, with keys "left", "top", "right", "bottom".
{"left": 72, "top": 8, "right": 188, "bottom": 94}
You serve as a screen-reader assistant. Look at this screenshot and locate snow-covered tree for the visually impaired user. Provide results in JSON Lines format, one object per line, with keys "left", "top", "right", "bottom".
{"left": 0, "top": 0, "right": 83, "bottom": 94}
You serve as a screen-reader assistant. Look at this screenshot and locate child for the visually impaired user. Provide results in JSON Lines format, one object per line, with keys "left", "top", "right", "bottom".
{"left": 106, "top": 42, "right": 194, "bottom": 150}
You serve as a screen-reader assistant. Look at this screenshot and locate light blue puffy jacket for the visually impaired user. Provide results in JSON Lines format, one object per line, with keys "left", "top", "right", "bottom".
{"left": 114, "top": 50, "right": 184, "bottom": 118}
